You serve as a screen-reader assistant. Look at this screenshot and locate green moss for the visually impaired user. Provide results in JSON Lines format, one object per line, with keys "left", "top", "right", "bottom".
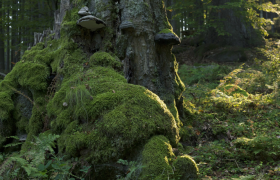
{"left": 12, "top": 61, "right": 50, "bottom": 91}
{"left": 29, "top": 42, "right": 45, "bottom": 51}
{"left": 139, "top": 135, "right": 175, "bottom": 180}
{"left": 61, "top": 7, "right": 80, "bottom": 37}
{"left": 89, "top": 51, "right": 122, "bottom": 69}
{"left": 0, "top": 91, "right": 14, "bottom": 120}
{"left": 167, "top": 99, "right": 182, "bottom": 128}
{"left": 219, "top": 84, "right": 249, "bottom": 97}
{"left": 158, "top": 28, "right": 175, "bottom": 35}
{"left": 181, "top": 100, "right": 196, "bottom": 125}
{"left": 116, "top": 35, "right": 128, "bottom": 59}
{"left": 16, "top": 116, "right": 29, "bottom": 133}
{"left": 234, "top": 136, "right": 280, "bottom": 160}
{"left": 48, "top": 38, "right": 87, "bottom": 78}
{"left": 101, "top": 27, "right": 115, "bottom": 51}
{"left": 46, "top": 65, "right": 180, "bottom": 162}
{"left": 138, "top": 135, "right": 198, "bottom": 179}
{"left": 173, "top": 155, "right": 199, "bottom": 179}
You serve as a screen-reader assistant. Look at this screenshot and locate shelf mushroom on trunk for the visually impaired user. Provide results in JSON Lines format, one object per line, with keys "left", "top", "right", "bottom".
{"left": 155, "top": 29, "right": 181, "bottom": 45}
{"left": 77, "top": 15, "right": 106, "bottom": 31}
{"left": 78, "top": 6, "right": 91, "bottom": 16}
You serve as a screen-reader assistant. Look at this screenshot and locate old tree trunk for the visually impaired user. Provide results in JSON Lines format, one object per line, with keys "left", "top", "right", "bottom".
{"left": 0, "top": 0, "right": 198, "bottom": 179}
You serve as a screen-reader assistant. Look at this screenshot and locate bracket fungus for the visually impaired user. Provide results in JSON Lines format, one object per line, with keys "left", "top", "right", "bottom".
{"left": 78, "top": 6, "right": 91, "bottom": 16}
{"left": 77, "top": 15, "right": 106, "bottom": 31}
{"left": 119, "top": 21, "right": 135, "bottom": 31}
{"left": 154, "top": 33, "right": 181, "bottom": 45}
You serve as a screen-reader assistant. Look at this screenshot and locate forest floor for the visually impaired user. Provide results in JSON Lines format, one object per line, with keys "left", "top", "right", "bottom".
{"left": 176, "top": 36, "right": 280, "bottom": 180}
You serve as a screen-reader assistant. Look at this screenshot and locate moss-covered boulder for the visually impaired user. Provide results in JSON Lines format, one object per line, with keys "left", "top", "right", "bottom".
{"left": 173, "top": 155, "right": 199, "bottom": 180}
{"left": 138, "top": 135, "right": 198, "bottom": 180}
{"left": 0, "top": 0, "right": 199, "bottom": 178}
{"left": 46, "top": 66, "right": 180, "bottom": 163}
{"left": 89, "top": 51, "right": 122, "bottom": 69}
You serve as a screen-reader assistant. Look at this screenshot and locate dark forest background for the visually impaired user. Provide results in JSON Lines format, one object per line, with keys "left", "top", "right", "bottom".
{"left": 0, "top": 0, "right": 279, "bottom": 72}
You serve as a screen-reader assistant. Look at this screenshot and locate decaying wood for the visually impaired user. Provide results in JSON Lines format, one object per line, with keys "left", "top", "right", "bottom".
{"left": 0, "top": 72, "right": 6, "bottom": 77}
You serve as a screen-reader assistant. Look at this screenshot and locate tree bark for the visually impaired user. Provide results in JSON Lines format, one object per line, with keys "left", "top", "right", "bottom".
{"left": 6, "top": 0, "right": 10, "bottom": 71}
{"left": 195, "top": 0, "right": 204, "bottom": 30}
{"left": 85, "top": 0, "right": 185, "bottom": 118}
{"left": 11, "top": 0, "right": 17, "bottom": 67}
{"left": 0, "top": 0, "right": 5, "bottom": 72}
{"left": 165, "top": 0, "right": 179, "bottom": 36}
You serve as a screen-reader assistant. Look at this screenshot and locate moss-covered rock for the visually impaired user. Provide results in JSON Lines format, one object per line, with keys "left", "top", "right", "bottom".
{"left": 89, "top": 51, "right": 122, "bottom": 69}
{"left": 138, "top": 135, "right": 198, "bottom": 180}
{"left": 46, "top": 65, "right": 180, "bottom": 162}
{"left": 139, "top": 135, "right": 176, "bottom": 179}
{"left": 13, "top": 61, "right": 50, "bottom": 91}
{"left": 173, "top": 155, "right": 199, "bottom": 180}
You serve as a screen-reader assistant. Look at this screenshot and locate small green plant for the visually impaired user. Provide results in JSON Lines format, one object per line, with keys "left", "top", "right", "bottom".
{"left": 116, "top": 159, "right": 146, "bottom": 180}
{"left": 0, "top": 132, "right": 91, "bottom": 180}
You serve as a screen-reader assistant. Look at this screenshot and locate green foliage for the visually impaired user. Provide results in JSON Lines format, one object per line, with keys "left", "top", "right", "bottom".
{"left": 116, "top": 159, "right": 146, "bottom": 180}
{"left": 158, "top": 28, "right": 177, "bottom": 36}
{"left": 177, "top": 38, "right": 280, "bottom": 179}
{"left": 0, "top": 132, "right": 90, "bottom": 180}
{"left": 167, "top": 0, "right": 280, "bottom": 38}
{"left": 139, "top": 135, "right": 198, "bottom": 180}
{"left": 178, "top": 64, "right": 231, "bottom": 86}
{"left": 219, "top": 84, "right": 249, "bottom": 97}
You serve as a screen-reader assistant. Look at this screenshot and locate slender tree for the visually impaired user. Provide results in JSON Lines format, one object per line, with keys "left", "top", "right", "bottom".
{"left": 6, "top": 0, "right": 10, "bottom": 71}
{"left": 11, "top": 0, "right": 17, "bottom": 66}
{"left": 0, "top": 0, "right": 5, "bottom": 72}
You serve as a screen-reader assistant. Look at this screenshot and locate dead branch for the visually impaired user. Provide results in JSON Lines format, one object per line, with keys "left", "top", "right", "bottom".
{"left": 0, "top": 72, "right": 6, "bottom": 77}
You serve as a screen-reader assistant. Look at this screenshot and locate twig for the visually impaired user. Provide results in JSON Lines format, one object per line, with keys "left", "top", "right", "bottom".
{"left": 0, "top": 72, "right": 6, "bottom": 77}
{"left": 161, "top": 168, "right": 165, "bottom": 175}
{"left": 224, "top": 159, "right": 240, "bottom": 169}
{"left": 190, "top": 93, "right": 197, "bottom": 101}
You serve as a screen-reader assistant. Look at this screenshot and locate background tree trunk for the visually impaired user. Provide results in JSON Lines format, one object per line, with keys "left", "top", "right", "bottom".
{"left": 0, "top": 0, "right": 5, "bottom": 72}
{"left": 6, "top": 0, "right": 10, "bottom": 72}
{"left": 11, "top": 0, "right": 17, "bottom": 67}
{"left": 205, "top": 0, "right": 264, "bottom": 47}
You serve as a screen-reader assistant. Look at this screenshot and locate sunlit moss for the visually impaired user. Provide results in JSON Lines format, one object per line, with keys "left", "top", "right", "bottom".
{"left": 173, "top": 155, "right": 199, "bottom": 179}
{"left": 139, "top": 135, "right": 175, "bottom": 180}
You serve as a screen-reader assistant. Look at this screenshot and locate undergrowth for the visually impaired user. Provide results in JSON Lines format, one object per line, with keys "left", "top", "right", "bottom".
{"left": 1, "top": 33, "right": 280, "bottom": 180}
{"left": 177, "top": 38, "right": 280, "bottom": 179}
{"left": 0, "top": 132, "right": 91, "bottom": 179}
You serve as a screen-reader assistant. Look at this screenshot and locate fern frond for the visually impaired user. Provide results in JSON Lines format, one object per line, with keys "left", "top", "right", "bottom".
{"left": 3, "top": 142, "right": 23, "bottom": 148}
{"left": 0, "top": 153, "right": 17, "bottom": 175}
